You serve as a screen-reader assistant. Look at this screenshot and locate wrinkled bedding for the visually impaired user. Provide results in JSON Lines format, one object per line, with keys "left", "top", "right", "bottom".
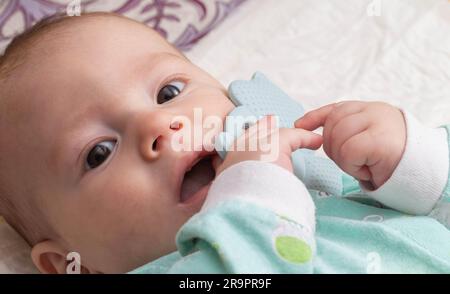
{"left": 2, "top": 0, "right": 450, "bottom": 273}
{"left": 187, "top": 0, "right": 450, "bottom": 127}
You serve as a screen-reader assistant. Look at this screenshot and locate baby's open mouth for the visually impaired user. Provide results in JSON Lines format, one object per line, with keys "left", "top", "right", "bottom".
{"left": 179, "top": 155, "right": 216, "bottom": 203}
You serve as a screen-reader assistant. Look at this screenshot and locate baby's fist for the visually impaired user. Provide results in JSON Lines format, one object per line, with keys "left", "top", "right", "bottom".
{"left": 295, "top": 101, "right": 406, "bottom": 189}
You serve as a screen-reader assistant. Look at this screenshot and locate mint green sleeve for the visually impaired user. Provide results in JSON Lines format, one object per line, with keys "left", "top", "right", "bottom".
{"left": 169, "top": 161, "right": 317, "bottom": 274}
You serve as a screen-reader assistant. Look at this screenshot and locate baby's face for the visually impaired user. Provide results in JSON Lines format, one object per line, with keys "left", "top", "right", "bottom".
{"left": 5, "top": 17, "right": 234, "bottom": 273}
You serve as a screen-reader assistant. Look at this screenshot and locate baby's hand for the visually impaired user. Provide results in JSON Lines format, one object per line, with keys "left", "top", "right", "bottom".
{"left": 295, "top": 101, "right": 406, "bottom": 189}
{"left": 215, "top": 115, "right": 323, "bottom": 175}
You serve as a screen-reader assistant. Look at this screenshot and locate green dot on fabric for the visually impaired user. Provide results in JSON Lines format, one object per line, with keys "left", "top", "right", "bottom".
{"left": 275, "top": 236, "right": 312, "bottom": 264}
{"left": 212, "top": 243, "right": 220, "bottom": 250}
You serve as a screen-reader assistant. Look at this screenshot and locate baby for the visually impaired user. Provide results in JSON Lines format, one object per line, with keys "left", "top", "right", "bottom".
{"left": 0, "top": 12, "right": 449, "bottom": 274}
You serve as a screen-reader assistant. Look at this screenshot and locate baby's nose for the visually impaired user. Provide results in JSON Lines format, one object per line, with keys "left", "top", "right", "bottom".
{"left": 137, "top": 111, "right": 184, "bottom": 161}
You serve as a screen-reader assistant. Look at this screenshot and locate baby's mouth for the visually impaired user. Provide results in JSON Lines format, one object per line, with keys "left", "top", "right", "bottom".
{"left": 179, "top": 155, "right": 216, "bottom": 203}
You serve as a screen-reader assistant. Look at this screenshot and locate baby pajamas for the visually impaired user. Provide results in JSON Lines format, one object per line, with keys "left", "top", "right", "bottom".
{"left": 131, "top": 111, "right": 450, "bottom": 274}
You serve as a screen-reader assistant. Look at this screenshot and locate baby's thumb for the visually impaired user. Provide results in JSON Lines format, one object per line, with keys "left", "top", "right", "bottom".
{"left": 283, "top": 128, "right": 323, "bottom": 152}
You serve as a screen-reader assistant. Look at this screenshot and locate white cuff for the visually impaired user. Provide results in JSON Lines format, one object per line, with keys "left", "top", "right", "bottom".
{"left": 362, "top": 110, "right": 449, "bottom": 215}
{"left": 202, "top": 161, "right": 316, "bottom": 233}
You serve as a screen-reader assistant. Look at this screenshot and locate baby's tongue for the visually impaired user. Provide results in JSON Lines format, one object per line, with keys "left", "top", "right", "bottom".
{"left": 180, "top": 158, "right": 215, "bottom": 202}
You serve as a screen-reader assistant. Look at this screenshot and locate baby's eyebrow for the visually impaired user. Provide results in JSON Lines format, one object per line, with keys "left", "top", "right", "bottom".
{"left": 132, "top": 51, "right": 184, "bottom": 78}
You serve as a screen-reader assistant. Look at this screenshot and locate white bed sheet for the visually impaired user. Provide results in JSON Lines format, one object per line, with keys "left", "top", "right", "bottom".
{"left": 187, "top": 0, "right": 450, "bottom": 127}
{"left": 2, "top": 0, "right": 450, "bottom": 273}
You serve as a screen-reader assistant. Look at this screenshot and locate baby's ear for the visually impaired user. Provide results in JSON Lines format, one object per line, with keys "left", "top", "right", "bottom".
{"left": 31, "top": 240, "right": 92, "bottom": 274}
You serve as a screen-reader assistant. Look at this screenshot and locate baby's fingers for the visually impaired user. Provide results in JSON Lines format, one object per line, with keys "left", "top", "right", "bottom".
{"left": 279, "top": 128, "right": 323, "bottom": 152}
{"left": 327, "top": 112, "right": 371, "bottom": 162}
{"left": 231, "top": 115, "right": 277, "bottom": 152}
{"left": 295, "top": 104, "right": 336, "bottom": 131}
{"left": 337, "top": 131, "right": 373, "bottom": 182}
{"left": 295, "top": 101, "right": 367, "bottom": 132}
{"left": 237, "top": 116, "right": 322, "bottom": 153}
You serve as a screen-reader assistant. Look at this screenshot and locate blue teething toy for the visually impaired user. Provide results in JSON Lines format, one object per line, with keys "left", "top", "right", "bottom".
{"left": 215, "top": 72, "right": 360, "bottom": 196}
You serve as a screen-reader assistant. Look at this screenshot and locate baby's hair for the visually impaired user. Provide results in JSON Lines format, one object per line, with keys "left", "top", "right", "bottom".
{"left": 0, "top": 11, "right": 137, "bottom": 246}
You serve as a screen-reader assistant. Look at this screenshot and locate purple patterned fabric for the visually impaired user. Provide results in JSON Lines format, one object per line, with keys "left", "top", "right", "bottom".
{"left": 0, "top": 0, "right": 247, "bottom": 52}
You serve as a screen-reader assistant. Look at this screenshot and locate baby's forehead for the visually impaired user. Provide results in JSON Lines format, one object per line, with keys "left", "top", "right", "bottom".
{"left": 2, "top": 14, "right": 181, "bottom": 113}
{"left": 3, "top": 13, "right": 180, "bottom": 82}
{"left": 33, "top": 15, "right": 179, "bottom": 64}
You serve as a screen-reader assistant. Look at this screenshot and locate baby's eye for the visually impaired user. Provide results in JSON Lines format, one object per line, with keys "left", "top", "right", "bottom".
{"left": 157, "top": 81, "right": 186, "bottom": 104}
{"left": 85, "top": 140, "right": 116, "bottom": 170}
